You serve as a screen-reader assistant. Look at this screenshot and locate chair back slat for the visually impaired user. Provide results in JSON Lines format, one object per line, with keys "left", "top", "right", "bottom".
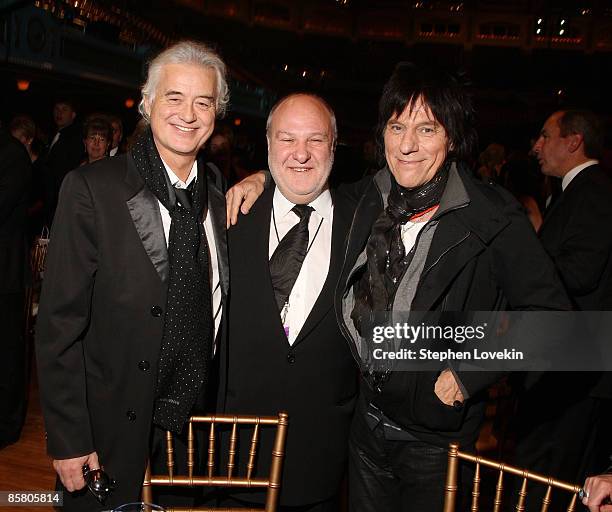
{"left": 247, "top": 422, "right": 260, "bottom": 480}
{"left": 540, "top": 484, "right": 552, "bottom": 512}
{"left": 166, "top": 431, "right": 175, "bottom": 481}
{"left": 187, "top": 421, "right": 195, "bottom": 481}
{"left": 493, "top": 469, "right": 504, "bottom": 512}
{"left": 471, "top": 462, "right": 480, "bottom": 512}
{"left": 516, "top": 476, "right": 528, "bottom": 512}
{"left": 227, "top": 422, "right": 238, "bottom": 478}
{"left": 567, "top": 493, "right": 577, "bottom": 512}
{"left": 208, "top": 422, "right": 216, "bottom": 478}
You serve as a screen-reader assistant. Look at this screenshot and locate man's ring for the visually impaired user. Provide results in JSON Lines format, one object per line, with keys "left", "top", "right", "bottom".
{"left": 579, "top": 489, "right": 589, "bottom": 500}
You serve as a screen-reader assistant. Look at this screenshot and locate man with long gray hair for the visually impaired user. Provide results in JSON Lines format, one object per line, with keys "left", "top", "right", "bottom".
{"left": 36, "top": 40, "right": 262, "bottom": 510}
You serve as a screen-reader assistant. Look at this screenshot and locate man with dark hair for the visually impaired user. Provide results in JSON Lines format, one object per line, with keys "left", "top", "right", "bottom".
{"left": 514, "top": 109, "right": 612, "bottom": 497}
{"left": 108, "top": 115, "right": 124, "bottom": 157}
{"left": 334, "top": 63, "right": 570, "bottom": 510}
{"left": 0, "top": 124, "right": 32, "bottom": 448}
{"left": 43, "top": 99, "right": 84, "bottom": 224}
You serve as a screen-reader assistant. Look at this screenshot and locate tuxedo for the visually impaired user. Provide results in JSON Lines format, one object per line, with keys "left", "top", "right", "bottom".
{"left": 220, "top": 186, "right": 358, "bottom": 507}
{"left": 514, "top": 163, "right": 612, "bottom": 497}
{"left": 36, "top": 151, "right": 228, "bottom": 510}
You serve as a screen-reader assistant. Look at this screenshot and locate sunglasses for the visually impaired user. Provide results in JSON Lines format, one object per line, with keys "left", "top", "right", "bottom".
{"left": 82, "top": 464, "right": 116, "bottom": 504}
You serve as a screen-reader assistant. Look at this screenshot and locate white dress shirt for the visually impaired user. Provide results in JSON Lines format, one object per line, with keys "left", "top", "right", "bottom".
{"left": 159, "top": 159, "right": 222, "bottom": 342}
{"left": 561, "top": 160, "right": 599, "bottom": 191}
{"left": 269, "top": 188, "right": 333, "bottom": 345}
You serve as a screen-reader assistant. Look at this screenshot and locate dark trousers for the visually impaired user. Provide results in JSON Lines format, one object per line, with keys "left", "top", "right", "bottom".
{"left": 0, "top": 293, "right": 26, "bottom": 445}
{"left": 348, "top": 400, "right": 470, "bottom": 512}
{"left": 514, "top": 394, "right": 612, "bottom": 510}
{"left": 217, "top": 494, "right": 339, "bottom": 512}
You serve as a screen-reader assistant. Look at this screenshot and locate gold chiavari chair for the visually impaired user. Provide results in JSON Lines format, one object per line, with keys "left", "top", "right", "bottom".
{"left": 444, "top": 443, "right": 582, "bottom": 512}
{"left": 142, "top": 412, "right": 289, "bottom": 512}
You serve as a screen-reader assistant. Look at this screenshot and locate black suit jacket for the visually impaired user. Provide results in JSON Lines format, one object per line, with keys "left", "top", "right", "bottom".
{"left": 540, "top": 164, "right": 612, "bottom": 311}
{"left": 0, "top": 131, "right": 31, "bottom": 294}
{"left": 221, "top": 186, "right": 358, "bottom": 506}
{"left": 42, "top": 123, "right": 84, "bottom": 224}
{"left": 36, "top": 153, "right": 228, "bottom": 510}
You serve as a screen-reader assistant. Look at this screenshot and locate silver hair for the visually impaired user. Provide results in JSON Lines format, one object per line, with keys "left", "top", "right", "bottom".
{"left": 265, "top": 93, "right": 338, "bottom": 145}
{"left": 138, "top": 40, "right": 229, "bottom": 122}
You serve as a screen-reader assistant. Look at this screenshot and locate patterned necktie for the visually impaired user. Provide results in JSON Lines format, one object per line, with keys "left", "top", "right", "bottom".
{"left": 174, "top": 179, "right": 196, "bottom": 211}
{"left": 269, "top": 204, "right": 314, "bottom": 311}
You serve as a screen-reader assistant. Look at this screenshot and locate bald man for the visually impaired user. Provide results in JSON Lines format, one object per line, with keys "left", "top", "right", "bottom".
{"left": 219, "top": 94, "right": 358, "bottom": 511}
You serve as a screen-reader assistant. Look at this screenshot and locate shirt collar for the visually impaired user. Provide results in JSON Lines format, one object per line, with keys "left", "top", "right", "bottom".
{"left": 562, "top": 160, "right": 598, "bottom": 191}
{"left": 272, "top": 186, "right": 333, "bottom": 221}
{"left": 160, "top": 158, "right": 198, "bottom": 189}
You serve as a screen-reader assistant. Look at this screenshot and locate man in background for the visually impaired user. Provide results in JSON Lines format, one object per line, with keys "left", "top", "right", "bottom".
{"left": 221, "top": 93, "right": 357, "bottom": 511}
{"left": 0, "top": 122, "right": 32, "bottom": 448}
{"left": 108, "top": 115, "right": 123, "bottom": 157}
{"left": 515, "top": 109, "right": 612, "bottom": 496}
{"left": 43, "top": 99, "right": 84, "bottom": 224}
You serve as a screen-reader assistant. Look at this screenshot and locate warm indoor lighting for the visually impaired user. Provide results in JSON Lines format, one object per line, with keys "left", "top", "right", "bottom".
{"left": 233, "top": 118, "right": 242, "bottom": 127}
{"left": 537, "top": 18, "right": 542, "bottom": 25}
{"left": 124, "top": 98, "right": 135, "bottom": 108}
{"left": 16, "top": 79, "right": 30, "bottom": 91}
{"left": 559, "top": 29, "right": 565, "bottom": 35}
{"left": 536, "top": 28, "right": 542, "bottom": 34}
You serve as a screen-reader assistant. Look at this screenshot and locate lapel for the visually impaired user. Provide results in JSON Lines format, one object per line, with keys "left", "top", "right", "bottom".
{"left": 412, "top": 167, "right": 509, "bottom": 311}
{"left": 339, "top": 177, "right": 384, "bottom": 294}
{"left": 241, "top": 186, "right": 287, "bottom": 339}
{"left": 124, "top": 153, "right": 169, "bottom": 283}
{"left": 124, "top": 153, "right": 230, "bottom": 290}
{"left": 293, "top": 189, "right": 353, "bottom": 346}
{"left": 204, "top": 160, "right": 229, "bottom": 300}
{"left": 541, "top": 189, "right": 565, "bottom": 228}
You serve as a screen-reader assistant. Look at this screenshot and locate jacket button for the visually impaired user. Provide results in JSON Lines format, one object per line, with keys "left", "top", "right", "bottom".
{"left": 287, "top": 354, "right": 295, "bottom": 364}
{"left": 150, "top": 306, "right": 163, "bottom": 317}
{"left": 138, "top": 360, "right": 150, "bottom": 371}
{"left": 126, "top": 410, "right": 137, "bottom": 421}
